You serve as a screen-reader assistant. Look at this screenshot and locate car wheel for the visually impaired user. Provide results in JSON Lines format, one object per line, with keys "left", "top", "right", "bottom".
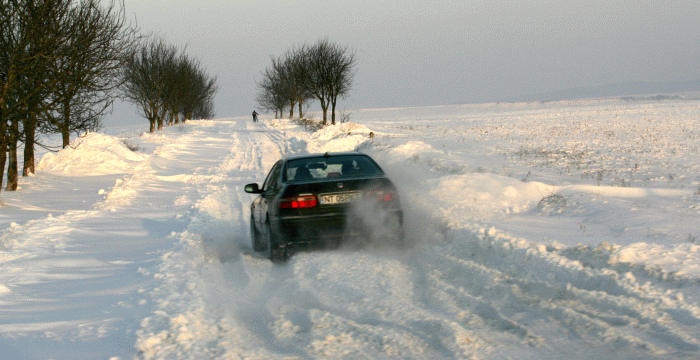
{"left": 251, "top": 216, "right": 265, "bottom": 252}
{"left": 394, "top": 224, "right": 407, "bottom": 249}
{"left": 381, "top": 214, "right": 406, "bottom": 248}
{"left": 264, "top": 220, "right": 287, "bottom": 263}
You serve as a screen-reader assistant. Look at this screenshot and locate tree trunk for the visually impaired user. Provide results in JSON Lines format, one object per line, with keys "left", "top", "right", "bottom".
{"left": 0, "top": 143, "right": 6, "bottom": 191}
{"left": 7, "top": 145, "right": 17, "bottom": 191}
{"left": 0, "top": 85, "right": 4, "bottom": 190}
{"left": 0, "top": 125, "right": 6, "bottom": 192}
{"left": 157, "top": 115, "right": 164, "bottom": 131}
{"left": 298, "top": 101, "right": 303, "bottom": 119}
{"left": 23, "top": 114, "right": 36, "bottom": 176}
{"left": 62, "top": 101, "right": 71, "bottom": 148}
{"left": 320, "top": 99, "right": 328, "bottom": 125}
{"left": 62, "top": 130, "right": 71, "bottom": 149}
{"left": 289, "top": 101, "right": 295, "bottom": 119}
{"left": 6, "top": 122, "right": 18, "bottom": 191}
{"left": 149, "top": 118, "right": 156, "bottom": 133}
{"left": 331, "top": 100, "right": 337, "bottom": 125}
{"left": 0, "top": 105, "right": 4, "bottom": 191}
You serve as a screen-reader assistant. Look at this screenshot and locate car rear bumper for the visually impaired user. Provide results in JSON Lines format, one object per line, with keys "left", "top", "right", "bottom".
{"left": 271, "top": 209, "right": 403, "bottom": 248}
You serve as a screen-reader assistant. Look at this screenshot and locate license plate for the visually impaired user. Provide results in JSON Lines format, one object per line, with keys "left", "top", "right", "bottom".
{"left": 319, "top": 191, "right": 362, "bottom": 205}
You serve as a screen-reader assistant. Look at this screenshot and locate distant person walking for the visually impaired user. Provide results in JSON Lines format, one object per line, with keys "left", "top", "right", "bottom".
{"left": 252, "top": 110, "right": 258, "bottom": 123}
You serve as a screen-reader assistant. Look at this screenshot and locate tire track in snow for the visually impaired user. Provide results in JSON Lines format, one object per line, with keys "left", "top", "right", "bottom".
{"left": 360, "top": 141, "right": 700, "bottom": 358}
{"left": 136, "top": 120, "right": 477, "bottom": 359}
{"left": 0, "top": 122, "right": 255, "bottom": 358}
{"left": 228, "top": 121, "right": 285, "bottom": 175}
{"left": 188, "top": 122, "right": 499, "bottom": 358}
{"left": 135, "top": 119, "right": 300, "bottom": 358}
{"left": 412, "top": 231, "right": 700, "bottom": 355}
{"left": 556, "top": 243, "right": 700, "bottom": 290}
{"left": 137, "top": 119, "right": 700, "bottom": 359}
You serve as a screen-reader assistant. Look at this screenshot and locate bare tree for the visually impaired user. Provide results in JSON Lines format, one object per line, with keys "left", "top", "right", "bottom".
{"left": 256, "top": 48, "right": 317, "bottom": 121}
{"left": 42, "top": 0, "right": 137, "bottom": 148}
{"left": 120, "top": 38, "right": 177, "bottom": 132}
{"left": 286, "top": 47, "right": 314, "bottom": 119}
{"left": 0, "top": 0, "right": 76, "bottom": 186}
{"left": 191, "top": 92, "right": 216, "bottom": 120}
{"left": 156, "top": 44, "right": 181, "bottom": 130}
{"left": 120, "top": 37, "right": 217, "bottom": 132}
{"left": 255, "top": 83, "right": 285, "bottom": 119}
{"left": 302, "top": 39, "right": 355, "bottom": 125}
{"left": 325, "top": 42, "right": 355, "bottom": 125}
{"left": 1, "top": 0, "right": 136, "bottom": 192}
{"left": 179, "top": 57, "right": 218, "bottom": 121}
{"left": 256, "top": 61, "right": 288, "bottom": 119}
{"left": 163, "top": 54, "right": 188, "bottom": 125}
{"left": 269, "top": 55, "right": 297, "bottom": 119}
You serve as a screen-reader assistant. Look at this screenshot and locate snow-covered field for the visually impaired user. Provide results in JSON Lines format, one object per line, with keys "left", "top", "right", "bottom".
{"left": 1, "top": 99, "right": 700, "bottom": 359}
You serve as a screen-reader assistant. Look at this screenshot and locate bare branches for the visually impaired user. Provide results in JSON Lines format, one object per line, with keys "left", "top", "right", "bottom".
{"left": 43, "top": 0, "right": 139, "bottom": 147}
{"left": 120, "top": 38, "right": 176, "bottom": 132}
{"left": 257, "top": 54, "right": 294, "bottom": 118}
{"left": 257, "top": 39, "right": 356, "bottom": 125}
{"left": 120, "top": 37, "right": 218, "bottom": 133}
{"left": 0, "top": 0, "right": 139, "bottom": 190}
{"left": 308, "top": 39, "right": 355, "bottom": 125}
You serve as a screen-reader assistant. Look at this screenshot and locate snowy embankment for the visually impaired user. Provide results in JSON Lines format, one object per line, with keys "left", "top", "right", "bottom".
{"left": 1, "top": 99, "right": 699, "bottom": 359}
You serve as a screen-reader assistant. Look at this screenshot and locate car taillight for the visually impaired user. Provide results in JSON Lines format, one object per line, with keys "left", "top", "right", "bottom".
{"left": 279, "top": 195, "right": 317, "bottom": 209}
{"left": 366, "top": 191, "right": 398, "bottom": 202}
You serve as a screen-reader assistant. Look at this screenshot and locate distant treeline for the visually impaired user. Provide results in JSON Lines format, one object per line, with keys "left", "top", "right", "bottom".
{"left": 621, "top": 94, "right": 700, "bottom": 102}
{"left": 256, "top": 39, "right": 355, "bottom": 125}
{"left": 0, "top": 0, "right": 217, "bottom": 192}
{"left": 509, "top": 80, "right": 700, "bottom": 103}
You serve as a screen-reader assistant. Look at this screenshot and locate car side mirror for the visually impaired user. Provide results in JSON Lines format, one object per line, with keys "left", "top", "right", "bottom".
{"left": 244, "top": 183, "right": 262, "bottom": 194}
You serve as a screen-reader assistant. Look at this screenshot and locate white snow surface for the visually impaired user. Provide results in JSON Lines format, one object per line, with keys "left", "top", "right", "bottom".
{"left": 1, "top": 99, "right": 700, "bottom": 359}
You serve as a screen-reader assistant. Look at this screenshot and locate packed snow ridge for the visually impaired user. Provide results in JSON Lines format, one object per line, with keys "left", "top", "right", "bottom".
{"left": 0, "top": 99, "right": 699, "bottom": 359}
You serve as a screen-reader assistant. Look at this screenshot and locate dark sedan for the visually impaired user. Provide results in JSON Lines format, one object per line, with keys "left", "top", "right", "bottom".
{"left": 245, "top": 152, "right": 404, "bottom": 262}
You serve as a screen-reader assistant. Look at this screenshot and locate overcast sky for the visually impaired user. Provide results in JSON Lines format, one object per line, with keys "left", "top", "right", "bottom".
{"left": 109, "top": 0, "right": 700, "bottom": 125}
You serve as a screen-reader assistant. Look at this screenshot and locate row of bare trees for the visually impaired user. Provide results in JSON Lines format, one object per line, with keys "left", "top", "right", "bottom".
{"left": 0, "top": 0, "right": 136, "bottom": 191}
{"left": 257, "top": 39, "right": 356, "bottom": 125}
{"left": 120, "top": 38, "right": 218, "bottom": 133}
{"left": 0, "top": 0, "right": 218, "bottom": 192}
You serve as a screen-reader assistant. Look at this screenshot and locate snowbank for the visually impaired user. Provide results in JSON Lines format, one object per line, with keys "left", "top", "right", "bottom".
{"left": 3, "top": 100, "right": 700, "bottom": 359}
{"left": 37, "top": 133, "right": 146, "bottom": 176}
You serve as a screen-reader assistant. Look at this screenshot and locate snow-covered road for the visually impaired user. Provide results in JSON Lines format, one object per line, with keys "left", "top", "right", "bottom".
{"left": 1, "top": 100, "right": 700, "bottom": 359}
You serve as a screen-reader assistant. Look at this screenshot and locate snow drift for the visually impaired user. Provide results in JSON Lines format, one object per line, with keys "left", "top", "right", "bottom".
{"left": 1, "top": 100, "right": 700, "bottom": 359}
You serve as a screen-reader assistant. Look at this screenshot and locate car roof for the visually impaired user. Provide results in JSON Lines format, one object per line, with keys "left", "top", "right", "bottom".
{"left": 283, "top": 151, "right": 369, "bottom": 162}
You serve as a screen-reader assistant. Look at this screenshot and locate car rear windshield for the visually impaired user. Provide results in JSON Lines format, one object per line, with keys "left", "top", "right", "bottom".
{"left": 286, "top": 155, "right": 384, "bottom": 182}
